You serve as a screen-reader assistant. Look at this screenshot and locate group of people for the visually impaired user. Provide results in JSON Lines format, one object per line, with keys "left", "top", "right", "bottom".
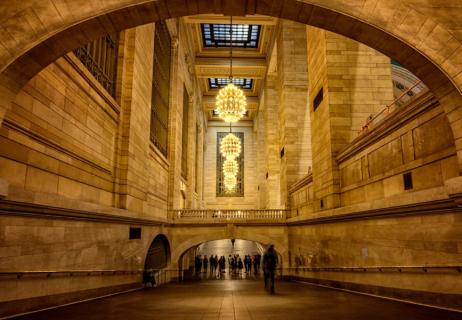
{"left": 194, "top": 253, "right": 262, "bottom": 276}
{"left": 193, "top": 244, "right": 278, "bottom": 294}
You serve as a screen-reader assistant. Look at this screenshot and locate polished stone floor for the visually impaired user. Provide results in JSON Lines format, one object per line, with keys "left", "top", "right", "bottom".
{"left": 13, "top": 280, "right": 462, "bottom": 320}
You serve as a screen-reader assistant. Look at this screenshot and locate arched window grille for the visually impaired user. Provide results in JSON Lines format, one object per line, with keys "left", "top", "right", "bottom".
{"left": 74, "top": 34, "right": 118, "bottom": 97}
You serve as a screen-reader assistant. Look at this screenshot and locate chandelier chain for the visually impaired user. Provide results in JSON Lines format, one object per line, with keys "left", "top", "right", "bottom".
{"left": 230, "top": 16, "right": 233, "bottom": 80}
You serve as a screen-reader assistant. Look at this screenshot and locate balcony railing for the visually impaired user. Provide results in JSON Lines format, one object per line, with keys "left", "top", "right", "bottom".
{"left": 358, "top": 80, "right": 429, "bottom": 135}
{"left": 168, "top": 209, "right": 288, "bottom": 223}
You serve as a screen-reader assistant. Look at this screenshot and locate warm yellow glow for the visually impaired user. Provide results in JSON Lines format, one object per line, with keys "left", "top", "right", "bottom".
{"left": 215, "top": 83, "right": 247, "bottom": 123}
{"left": 223, "top": 158, "right": 239, "bottom": 177}
{"left": 220, "top": 133, "right": 242, "bottom": 160}
{"left": 224, "top": 174, "right": 237, "bottom": 191}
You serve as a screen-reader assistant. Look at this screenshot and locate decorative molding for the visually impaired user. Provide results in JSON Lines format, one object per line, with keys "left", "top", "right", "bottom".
{"left": 287, "top": 199, "right": 461, "bottom": 226}
{"left": 288, "top": 173, "right": 313, "bottom": 195}
{"left": 2, "top": 119, "right": 113, "bottom": 177}
{"left": 337, "top": 91, "right": 438, "bottom": 163}
{"left": 0, "top": 200, "right": 166, "bottom": 226}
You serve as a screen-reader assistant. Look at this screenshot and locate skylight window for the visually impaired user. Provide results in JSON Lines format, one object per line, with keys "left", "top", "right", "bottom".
{"left": 209, "top": 78, "right": 253, "bottom": 90}
{"left": 201, "top": 24, "right": 261, "bottom": 48}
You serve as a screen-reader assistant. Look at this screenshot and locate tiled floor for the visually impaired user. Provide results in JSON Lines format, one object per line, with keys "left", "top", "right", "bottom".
{"left": 12, "top": 280, "right": 462, "bottom": 320}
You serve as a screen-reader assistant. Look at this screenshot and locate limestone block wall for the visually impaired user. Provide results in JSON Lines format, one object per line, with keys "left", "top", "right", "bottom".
{"left": 338, "top": 103, "right": 458, "bottom": 207}
{"left": 0, "top": 54, "right": 119, "bottom": 209}
{"left": 0, "top": 19, "right": 206, "bottom": 315}
{"left": 288, "top": 175, "right": 314, "bottom": 218}
{"left": 167, "top": 19, "right": 205, "bottom": 211}
{"left": 203, "top": 123, "right": 257, "bottom": 209}
{"left": 306, "top": 26, "right": 394, "bottom": 212}
{"left": 255, "top": 76, "right": 283, "bottom": 209}
{"left": 276, "top": 20, "right": 312, "bottom": 207}
{"left": 0, "top": 214, "right": 166, "bottom": 309}
{"left": 116, "top": 24, "right": 155, "bottom": 214}
{"left": 288, "top": 211, "right": 462, "bottom": 303}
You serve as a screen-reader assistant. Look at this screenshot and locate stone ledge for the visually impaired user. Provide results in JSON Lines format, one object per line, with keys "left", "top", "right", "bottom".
{"left": 337, "top": 91, "right": 439, "bottom": 163}
{"left": 287, "top": 198, "right": 460, "bottom": 226}
{"left": 0, "top": 178, "right": 8, "bottom": 198}
{"left": 0, "top": 199, "right": 167, "bottom": 226}
{"left": 445, "top": 176, "right": 462, "bottom": 206}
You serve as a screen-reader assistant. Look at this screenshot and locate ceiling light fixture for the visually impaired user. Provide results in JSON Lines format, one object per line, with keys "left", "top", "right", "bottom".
{"left": 215, "top": 16, "right": 247, "bottom": 123}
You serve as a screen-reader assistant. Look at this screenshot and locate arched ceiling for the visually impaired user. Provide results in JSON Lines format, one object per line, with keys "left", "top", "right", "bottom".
{"left": 0, "top": 0, "right": 461, "bottom": 171}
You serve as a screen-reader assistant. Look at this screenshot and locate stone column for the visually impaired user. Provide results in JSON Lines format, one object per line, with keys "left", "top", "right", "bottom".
{"left": 167, "top": 36, "right": 182, "bottom": 210}
{"left": 306, "top": 26, "right": 394, "bottom": 212}
{"left": 113, "top": 24, "right": 154, "bottom": 214}
{"left": 276, "top": 20, "right": 312, "bottom": 207}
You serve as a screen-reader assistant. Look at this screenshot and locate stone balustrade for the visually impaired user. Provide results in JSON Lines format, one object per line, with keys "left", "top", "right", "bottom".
{"left": 168, "top": 209, "right": 288, "bottom": 223}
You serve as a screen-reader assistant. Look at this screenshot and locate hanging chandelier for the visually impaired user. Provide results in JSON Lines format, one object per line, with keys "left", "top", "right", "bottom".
{"left": 224, "top": 174, "right": 237, "bottom": 191}
{"left": 223, "top": 158, "right": 239, "bottom": 177}
{"left": 215, "top": 83, "right": 247, "bottom": 123}
{"left": 215, "top": 16, "right": 247, "bottom": 123}
{"left": 220, "top": 133, "right": 241, "bottom": 160}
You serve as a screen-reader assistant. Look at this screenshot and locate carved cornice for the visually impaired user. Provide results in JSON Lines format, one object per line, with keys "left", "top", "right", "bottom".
{"left": 0, "top": 200, "right": 166, "bottom": 226}
{"left": 288, "top": 173, "right": 313, "bottom": 195}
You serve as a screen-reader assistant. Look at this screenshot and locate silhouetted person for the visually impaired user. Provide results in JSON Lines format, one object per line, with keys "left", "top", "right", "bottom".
{"left": 231, "top": 238, "right": 235, "bottom": 246}
{"left": 195, "top": 255, "right": 202, "bottom": 276}
{"left": 262, "top": 245, "right": 278, "bottom": 294}
{"left": 203, "top": 255, "right": 208, "bottom": 273}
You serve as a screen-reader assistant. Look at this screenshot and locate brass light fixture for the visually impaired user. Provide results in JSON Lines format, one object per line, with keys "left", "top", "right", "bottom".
{"left": 215, "top": 17, "right": 246, "bottom": 192}
{"left": 220, "top": 132, "right": 242, "bottom": 160}
{"left": 215, "top": 17, "right": 247, "bottom": 123}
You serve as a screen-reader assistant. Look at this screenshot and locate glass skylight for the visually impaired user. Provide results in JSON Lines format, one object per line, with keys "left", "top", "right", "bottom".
{"left": 209, "top": 78, "right": 253, "bottom": 90}
{"left": 201, "top": 24, "right": 261, "bottom": 48}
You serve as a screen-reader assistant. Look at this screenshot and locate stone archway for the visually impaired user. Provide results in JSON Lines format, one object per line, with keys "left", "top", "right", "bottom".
{"left": 170, "top": 231, "right": 289, "bottom": 271}
{"left": 144, "top": 233, "right": 171, "bottom": 270}
{"left": 0, "top": 0, "right": 461, "bottom": 173}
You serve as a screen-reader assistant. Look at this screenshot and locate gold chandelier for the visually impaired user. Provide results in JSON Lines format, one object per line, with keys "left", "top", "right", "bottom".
{"left": 215, "top": 16, "right": 247, "bottom": 123}
{"left": 224, "top": 174, "right": 237, "bottom": 191}
{"left": 220, "top": 133, "right": 241, "bottom": 160}
{"left": 215, "top": 83, "right": 247, "bottom": 123}
{"left": 223, "top": 158, "right": 239, "bottom": 177}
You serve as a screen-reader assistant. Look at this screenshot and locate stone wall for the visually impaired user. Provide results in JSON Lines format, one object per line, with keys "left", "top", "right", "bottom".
{"left": 276, "top": 20, "right": 312, "bottom": 207}
{"left": 0, "top": 19, "right": 205, "bottom": 314}
{"left": 287, "top": 210, "right": 462, "bottom": 307}
{"left": 338, "top": 102, "right": 457, "bottom": 207}
{"left": 306, "top": 26, "right": 394, "bottom": 212}
{"left": 0, "top": 213, "right": 167, "bottom": 316}
{"left": 0, "top": 54, "right": 118, "bottom": 209}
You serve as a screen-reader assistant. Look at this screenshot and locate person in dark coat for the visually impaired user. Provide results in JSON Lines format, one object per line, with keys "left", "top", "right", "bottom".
{"left": 262, "top": 245, "right": 278, "bottom": 294}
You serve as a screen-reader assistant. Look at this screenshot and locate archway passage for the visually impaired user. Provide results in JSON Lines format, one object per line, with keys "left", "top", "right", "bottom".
{"left": 179, "top": 239, "right": 284, "bottom": 281}
{"left": 144, "top": 234, "right": 171, "bottom": 270}
{"left": 0, "top": 0, "right": 462, "bottom": 172}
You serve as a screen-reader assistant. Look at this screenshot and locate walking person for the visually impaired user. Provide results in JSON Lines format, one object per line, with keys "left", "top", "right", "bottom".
{"left": 262, "top": 244, "right": 278, "bottom": 294}
{"left": 238, "top": 257, "right": 244, "bottom": 275}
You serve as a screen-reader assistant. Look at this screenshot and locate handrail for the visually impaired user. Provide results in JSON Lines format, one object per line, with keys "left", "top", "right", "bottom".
{"left": 286, "top": 265, "right": 462, "bottom": 273}
{"left": 358, "top": 80, "right": 428, "bottom": 135}
{"left": 0, "top": 269, "right": 179, "bottom": 278}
